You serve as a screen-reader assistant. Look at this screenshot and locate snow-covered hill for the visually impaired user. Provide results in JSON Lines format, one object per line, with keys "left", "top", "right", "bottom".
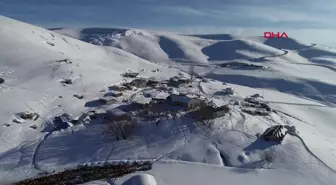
{"left": 54, "top": 27, "right": 336, "bottom": 106}
{"left": 1, "top": 16, "right": 336, "bottom": 185}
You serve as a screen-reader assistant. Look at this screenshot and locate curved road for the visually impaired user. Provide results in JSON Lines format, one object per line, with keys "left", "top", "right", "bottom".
{"left": 287, "top": 132, "right": 336, "bottom": 174}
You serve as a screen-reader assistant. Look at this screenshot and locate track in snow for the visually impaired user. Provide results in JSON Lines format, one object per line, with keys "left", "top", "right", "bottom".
{"left": 287, "top": 132, "right": 336, "bottom": 174}
{"left": 31, "top": 132, "right": 53, "bottom": 173}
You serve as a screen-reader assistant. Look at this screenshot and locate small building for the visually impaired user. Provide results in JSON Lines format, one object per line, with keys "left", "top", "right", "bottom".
{"left": 167, "top": 94, "right": 205, "bottom": 109}
{"left": 168, "top": 77, "right": 190, "bottom": 88}
{"left": 179, "top": 77, "right": 191, "bottom": 84}
{"left": 100, "top": 97, "right": 116, "bottom": 105}
{"left": 61, "top": 78, "right": 73, "bottom": 85}
{"left": 244, "top": 97, "right": 259, "bottom": 104}
{"left": 16, "top": 112, "right": 39, "bottom": 121}
{"left": 53, "top": 115, "right": 74, "bottom": 130}
{"left": 168, "top": 87, "right": 179, "bottom": 95}
{"left": 223, "top": 88, "right": 234, "bottom": 95}
{"left": 51, "top": 113, "right": 75, "bottom": 130}
{"left": 30, "top": 125, "right": 38, "bottom": 129}
{"left": 58, "top": 113, "right": 73, "bottom": 123}
{"left": 121, "top": 83, "right": 134, "bottom": 90}
{"left": 202, "top": 79, "right": 209, "bottom": 83}
{"left": 99, "top": 97, "right": 117, "bottom": 105}
{"left": 106, "top": 108, "right": 133, "bottom": 122}
{"left": 73, "top": 94, "right": 84, "bottom": 99}
{"left": 109, "top": 85, "right": 127, "bottom": 91}
{"left": 232, "top": 100, "right": 240, "bottom": 105}
{"left": 77, "top": 113, "right": 91, "bottom": 124}
{"left": 259, "top": 103, "right": 271, "bottom": 111}
{"left": 130, "top": 78, "right": 148, "bottom": 88}
{"left": 158, "top": 84, "right": 168, "bottom": 91}
{"left": 151, "top": 92, "right": 169, "bottom": 104}
{"left": 143, "top": 92, "right": 152, "bottom": 98}
{"left": 242, "top": 108, "right": 269, "bottom": 116}
{"left": 147, "top": 78, "right": 160, "bottom": 87}
{"left": 168, "top": 77, "right": 180, "bottom": 87}
{"left": 132, "top": 102, "right": 151, "bottom": 109}
{"left": 151, "top": 97, "right": 167, "bottom": 105}
{"left": 56, "top": 58, "right": 72, "bottom": 64}
{"left": 262, "top": 125, "right": 287, "bottom": 144}
{"left": 132, "top": 96, "right": 152, "bottom": 109}
{"left": 122, "top": 72, "right": 139, "bottom": 78}
{"left": 251, "top": 93, "right": 263, "bottom": 99}
{"left": 105, "top": 91, "right": 123, "bottom": 97}
{"left": 198, "top": 105, "right": 230, "bottom": 120}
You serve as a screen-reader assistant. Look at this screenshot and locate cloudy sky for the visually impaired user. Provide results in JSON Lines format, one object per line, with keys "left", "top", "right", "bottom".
{"left": 0, "top": 0, "right": 335, "bottom": 45}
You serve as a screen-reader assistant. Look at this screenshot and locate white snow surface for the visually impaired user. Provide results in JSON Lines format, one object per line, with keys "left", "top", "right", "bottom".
{"left": 1, "top": 16, "right": 336, "bottom": 185}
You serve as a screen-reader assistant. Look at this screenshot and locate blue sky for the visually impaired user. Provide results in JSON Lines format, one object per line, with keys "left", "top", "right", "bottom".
{"left": 1, "top": 0, "right": 335, "bottom": 45}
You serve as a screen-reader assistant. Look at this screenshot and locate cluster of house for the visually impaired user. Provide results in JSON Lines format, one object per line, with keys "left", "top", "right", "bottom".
{"left": 54, "top": 73, "right": 231, "bottom": 133}
{"left": 99, "top": 75, "right": 194, "bottom": 106}
{"left": 47, "top": 110, "right": 106, "bottom": 131}
{"left": 104, "top": 91, "right": 231, "bottom": 124}
{"left": 96, "top": 73, "right": 233, "bottom": 124}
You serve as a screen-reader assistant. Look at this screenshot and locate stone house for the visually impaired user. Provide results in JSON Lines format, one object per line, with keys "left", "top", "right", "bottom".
{"left": 99, "top": 97, "right": 117, "bottom": 105}
{"left": 167, "top": 94, "right": 205, "bottom": 109}
{"left": 105, "top": 91, "right": 123, "bottom": 97}
{"left": 198, "top": 105, "right": 230, "bottom": 120}
{"left": 223, "top": 88, "right": 234, "bottom": 95}
{"left": 146, "top": 78, "right": 160, "bottom": 87}
{"left": 168, "top": 77, "right": 191, "bottom": 88}
{"left": 106, "top": 108, "right": 133, "bottom": 122}
{"left": 122, "top": 72, "right": 139, "bottom": 78}
{"left": 242, "top": 108, "right": 269, "bottom": 116}
{"left": 131, "top": 96, "right": 152, "bottom": 109}
{"left": 109, "top": 85, "right": 127, "bottom": 91}
{"left": 130, "top": 78, "right": 148, "bottom": 88}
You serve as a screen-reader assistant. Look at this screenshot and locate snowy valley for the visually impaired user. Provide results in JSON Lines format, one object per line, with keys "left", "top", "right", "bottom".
{"left": 1, "top": 16, "right": 336, "bottom": 185}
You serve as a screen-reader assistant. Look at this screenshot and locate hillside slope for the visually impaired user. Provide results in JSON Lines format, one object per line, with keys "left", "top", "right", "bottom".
{"left": 54, "top": 27, "right": 336, "bottom": 106}
{"left": 0, "top": 15, "right": 180, "bottom": 172}
{"left": 1, "top": 17, "right": 336, "bottom": 185}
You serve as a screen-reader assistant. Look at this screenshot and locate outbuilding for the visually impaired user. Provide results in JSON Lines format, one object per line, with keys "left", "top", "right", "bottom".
{"left": 99, "top": 97, "right": 117, "bottom": 105}
{"left": 130, "top": 78, "right": 148, "bottom": 88}
{"left": 167, "top": 94, "right": 205, "bottom": 109}
{"left": 106, "top": 108, "right": 133, "bottom": 122}
{"left": 198, "top": 105, "right": 230, "bottom": 120}
{"left": 262, "top": 125, "right": 287, "bottom": 144}
{"left": 123, "top": 72, "right": 139, "bottom": 78}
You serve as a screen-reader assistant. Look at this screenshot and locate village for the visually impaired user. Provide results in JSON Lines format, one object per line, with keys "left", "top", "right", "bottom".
{"left": 8, "top": 70, "right": 297, "bottom": 185}
{"left": 7, "top": 70, "right": 291, "bottom": 144}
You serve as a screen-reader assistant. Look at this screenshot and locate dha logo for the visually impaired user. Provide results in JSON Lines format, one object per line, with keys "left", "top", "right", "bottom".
{"left": 264, "top": 32, "right": 288, "bottom": 38}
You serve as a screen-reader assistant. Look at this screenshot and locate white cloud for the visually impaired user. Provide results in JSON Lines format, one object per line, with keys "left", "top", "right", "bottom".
{"left": 150, "top": 25, "right": 336, "bottom": 46}
{"left": 153, "top": 6, "right": 223, "bottom": 18}
{"left": 156, "top": 2, "right": 336, "bottom": 28}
